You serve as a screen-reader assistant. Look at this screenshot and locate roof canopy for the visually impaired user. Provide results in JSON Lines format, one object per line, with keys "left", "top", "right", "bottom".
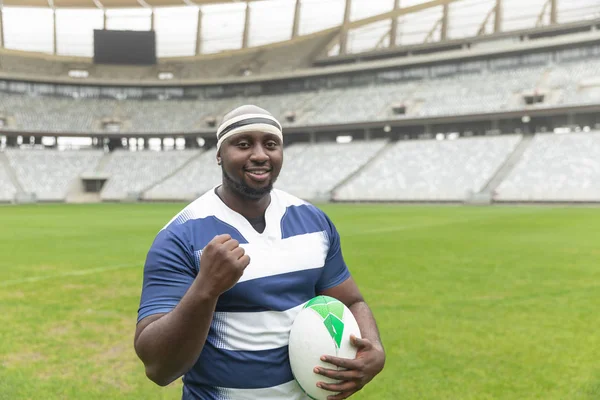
{"left": 3, "top": 0, "right": 260, "bottom": 8}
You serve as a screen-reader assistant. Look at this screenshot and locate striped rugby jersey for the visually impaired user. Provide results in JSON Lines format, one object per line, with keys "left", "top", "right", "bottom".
{"left": 138, "top": 188, "right": 351, "bottom": 399}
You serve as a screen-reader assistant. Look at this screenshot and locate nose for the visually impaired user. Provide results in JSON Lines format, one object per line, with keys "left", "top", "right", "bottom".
{"left": 250, "top": 143, "right": 269, "bottom": 163}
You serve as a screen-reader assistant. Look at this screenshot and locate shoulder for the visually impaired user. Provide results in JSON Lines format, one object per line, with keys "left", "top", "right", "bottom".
{"left": 274, "top": 189, "right": 335, "bottom": 236}
{"left": 162, "top": 188, "right": 219, "bottom": 232}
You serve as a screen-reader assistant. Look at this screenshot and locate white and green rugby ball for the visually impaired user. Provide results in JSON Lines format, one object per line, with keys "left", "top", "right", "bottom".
{"left": 288, "top": 295, "right": 361, "bottom": 400}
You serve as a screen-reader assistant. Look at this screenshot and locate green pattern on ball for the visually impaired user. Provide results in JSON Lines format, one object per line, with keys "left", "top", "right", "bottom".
{"left": 305, "top": 296, "right": 346, "bottom": 348}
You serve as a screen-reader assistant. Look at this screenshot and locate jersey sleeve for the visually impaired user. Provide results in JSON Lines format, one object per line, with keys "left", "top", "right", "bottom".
{"left": 137, "top": 228, "right": 197, "bottom": 323}
{"left": 316, "top": 213, "right": 351, "bottom": 293}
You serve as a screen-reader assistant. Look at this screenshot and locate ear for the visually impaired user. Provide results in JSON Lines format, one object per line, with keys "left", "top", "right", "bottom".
{"left": 216, "top": 151, "right": 221, "bottom": 165}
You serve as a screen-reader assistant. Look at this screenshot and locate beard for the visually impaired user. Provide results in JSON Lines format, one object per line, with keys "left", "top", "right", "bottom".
{"left": 221, "top": 165, "right": 274, "bottom": 200}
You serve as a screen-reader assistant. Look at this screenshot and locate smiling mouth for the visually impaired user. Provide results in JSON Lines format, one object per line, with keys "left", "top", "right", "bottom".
{"left": 244, "top": 169, "right": 272, "bottom": 182}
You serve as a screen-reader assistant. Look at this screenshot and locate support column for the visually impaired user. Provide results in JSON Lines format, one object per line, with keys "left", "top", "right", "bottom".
{"left": 0, "top": 5, "right": 4, "bottom": 48}
{"left": 390, "top": 0, "right": 400, "bottom": 47}
{"left": 441, "top": 2, "right": 449, "bottom": 41}
{"left": 550, "top": 0, "right": 557, "bottom": 24}
{"left": 185, "top": 137, "right": 198, "bottom": 149}
{"left": 107, "top": 138, "right": 122, "bottom": 152}
{"left": 364, "top": 128, "right": 371, "bottom": 141}
{"left": 6, "top": 135, "right": 17, "bottom": 148}
{"left": 150, "top": 9, "right": 155, "bottom": 31}
{"left": 494, "top": 0, "right": 502, "bottom": 33}
{"left": 291, "top": 0, "right": 301, "bottom": 39}
{"left": 103, "top": 9, "right": 107, "bottom": 29}
{"left": 52, "top": 8, "right": 57, "bottom": 55}
{"left": 195, "top": 7, "right": 203, "bottom": 55}
{"left": 309, "top": 131, "right": 316, "bottom": 144}
{"left": 339, "top": 0, "right": 352, "bottom": 55}
{"left": 242, "top": 1, "right": 251, "bottom": 49}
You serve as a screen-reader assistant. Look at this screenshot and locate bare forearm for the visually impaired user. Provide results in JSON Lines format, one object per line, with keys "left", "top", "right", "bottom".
{"left": 135, "top": 280, "right": 219, "bottom": 386}
{"left": 349, "top": 301, "right": 384, "bottom": 351}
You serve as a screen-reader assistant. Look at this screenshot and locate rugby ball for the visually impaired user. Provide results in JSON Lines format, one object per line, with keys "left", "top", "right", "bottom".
{"left": 288, "top": 295, "right": 361, "bottom": 400}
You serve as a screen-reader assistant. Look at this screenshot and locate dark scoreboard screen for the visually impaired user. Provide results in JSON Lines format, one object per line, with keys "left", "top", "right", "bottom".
{"left": 93, "top": 29, "right": 156, "bottom": 65}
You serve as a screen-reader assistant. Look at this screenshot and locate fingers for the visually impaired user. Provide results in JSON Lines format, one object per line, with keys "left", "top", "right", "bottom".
{"left": 320, "top": 355, "right": 360, "bottom": 370}
{"left": 230, "top": 246, "right": 245, "bottom": 259}
{"left": 350, "top": 335, "right": 371, "bottom": 350}
{"left": 317, "top": 379, "right": 357, "bottom": 395}
{"left": 206, "top": 234, "right": 251, "bottom": 268}
{"left": 228, "top": 244, "right": 250, "bottom": 265}
{"left": 211, "top": 234, "right": 232, "bottom": 244}
{"left": 222, "top": 238, "right": 240, "bottom": 251}
{"left": 238, "top": 254, "right": 251, "bottom": 268}
{"left": 314, "top": 367, "right": 364, "bottom": 382}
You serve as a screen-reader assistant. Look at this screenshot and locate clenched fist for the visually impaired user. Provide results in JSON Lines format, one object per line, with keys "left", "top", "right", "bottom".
{"left": 196, "top": 234, "right": 250, "bottom": 297}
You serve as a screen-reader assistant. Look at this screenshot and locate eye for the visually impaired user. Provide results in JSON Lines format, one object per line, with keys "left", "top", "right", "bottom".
{"left": 236, "top": 141, "right": 251, "bottom": 149}
{"left": 265, "top": 140, "right": 279, "bottom": 149}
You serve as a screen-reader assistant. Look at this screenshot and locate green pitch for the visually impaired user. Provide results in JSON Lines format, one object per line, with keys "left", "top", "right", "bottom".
{"left": 1, "top": 203, "right": 600, "bottom": 399}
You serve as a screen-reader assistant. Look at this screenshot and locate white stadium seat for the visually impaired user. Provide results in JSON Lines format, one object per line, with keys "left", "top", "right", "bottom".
{"left": 143, "top": 149, "right": 221, "bottom": 201}
{"left": 334, "top": 135, "right": 522, "bottom": 201}
{"left": 0, "top": 161, "right": 17, "bottom": 202}
{"left": 5, "top": 149, "right": 103, "bottom": 201}
{"left": 495, "top": 132, "right": 600, "bottom": 202}
{"left": 100, "top": 150, "right": 200, "bottom": 201}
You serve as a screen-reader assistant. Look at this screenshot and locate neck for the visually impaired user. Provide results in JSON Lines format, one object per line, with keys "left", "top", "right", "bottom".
{"left": 217, "top": 183, "right": 271, "bottom": 219}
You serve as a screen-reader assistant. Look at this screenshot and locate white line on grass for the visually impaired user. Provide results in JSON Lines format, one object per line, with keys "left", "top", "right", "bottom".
{"left": 0, "top": 263, "right": 140, "bottom": 287}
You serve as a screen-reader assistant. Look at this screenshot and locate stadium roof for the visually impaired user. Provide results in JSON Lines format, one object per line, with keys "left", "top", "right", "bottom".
{"left": 4, "top": 0, "right": 261, "bottom": 8}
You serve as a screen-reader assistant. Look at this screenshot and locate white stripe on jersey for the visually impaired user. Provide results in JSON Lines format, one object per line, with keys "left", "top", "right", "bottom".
{"left": 217, "top": 380, "right": 311, "bottom": 400}
{"left": 212, "top": 303, "right": 305, "bottom": 351}
{"left": 238, "top": 231, "right": 328, "bottom": 284}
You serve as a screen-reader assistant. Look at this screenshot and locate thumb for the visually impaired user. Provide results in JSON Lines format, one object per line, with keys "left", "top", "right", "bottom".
{"left": 350, "top": 335, "right": 371, "bottom": 349}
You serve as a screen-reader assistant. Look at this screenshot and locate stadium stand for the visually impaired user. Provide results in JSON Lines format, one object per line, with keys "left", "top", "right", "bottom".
{"left": 495, "top": 132, "right": 600, "bottom": 202}
{"left": 542, "top": 59, "right": 600, "bottom": 107}
{"left": 143, "top": 149, "right": 221, "bottom": 201}
{"left": 333, "top": 135, "right": 522, "bottom": 201}
{"left": 0, "top": 9, "right": 599, "bottom": 205}
{"left": 0, "top": 159, "right": 17, "bottom": 202}
{"left": 300, "top": 83, "right": 418, "bottom": 125}
{"left": 275, "top": 140, "right": 388, "bottom": 200}
{"left": 4, "top": 149, "right": 103, "bottom": 201}
{"left": 415, "top": 66, "right": 546, "bottom": 117}
{"left": 100, "top": 150, "right": 200, "bottom": 201}
{"left": 0, "top": 57, "right": 598, "bottom": 133}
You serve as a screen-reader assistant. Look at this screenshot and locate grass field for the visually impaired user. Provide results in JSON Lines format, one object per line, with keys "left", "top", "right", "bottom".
{"left": 1, "top": 203, "right": 600, "bottom": 400}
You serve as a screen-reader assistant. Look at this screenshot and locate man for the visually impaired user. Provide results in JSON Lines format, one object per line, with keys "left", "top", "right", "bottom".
{"left": 134, "top": 105, "right": 385, "bottom": 400}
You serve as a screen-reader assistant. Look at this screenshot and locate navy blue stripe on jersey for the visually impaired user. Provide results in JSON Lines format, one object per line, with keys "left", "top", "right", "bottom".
{"left": 186, "top": 343, "right": 293, "bottom": 389}
{"left": 138, "top": 229, "right": 196, "bottom": 322}
{"left": 168, "top": 215, "right": 249, "bottom": 250}
{"left": 182, "top": 383, "right": 226, "bottom": 400}
{"left": 280, "top": 204, "right": 327, "bottom": 239}
{"left": 215, "top": 268, "right": 321, "bottom": 313}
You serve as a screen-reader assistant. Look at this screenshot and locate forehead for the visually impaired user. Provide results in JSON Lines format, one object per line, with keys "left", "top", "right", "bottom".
{"left": 225, "top": 130, "right": 282, "bottom": 143}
